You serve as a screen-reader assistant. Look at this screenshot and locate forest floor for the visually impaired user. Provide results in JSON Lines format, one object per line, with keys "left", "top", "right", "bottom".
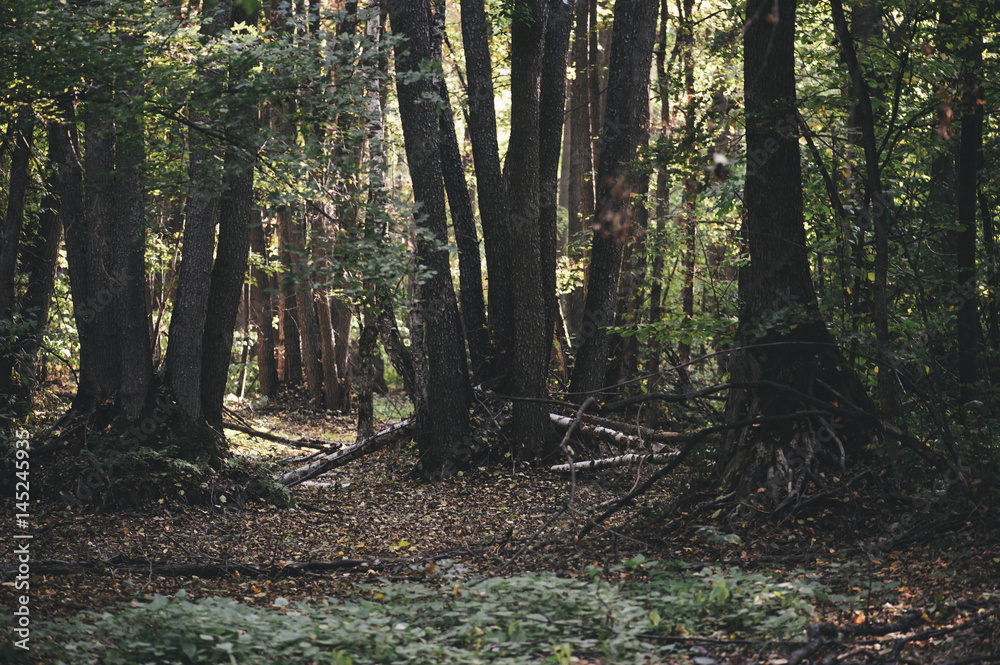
{"left": 4, "top": 395, "right": 1000, "bottom": 664}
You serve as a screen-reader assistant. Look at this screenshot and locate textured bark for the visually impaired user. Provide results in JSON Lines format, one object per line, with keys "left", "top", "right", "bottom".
{"left": 954, "top": 34, "right": 984, "bottom": 402}
{"left": 539, "top": 0, "right": 573, "bottom": 369}
{"left": 431, "top": 0, "right": 489, "bottom": 383}
{"left": 506, "top": 0, "right": 553, "bottom": 458}
{"left": 0, "top": 112, "right": 35, "bottom": 417}
{"left": 249, "top": 214, "right": 279, "bottom": 398}
{"left": 166, "top": 0, "right": 233, "bottom": 424}
{"left": 461, "top": 0, "right": 515, "bottom": 379}
{"left": 0, "top": 112, "right": 33, "bottom": 320}
{"left": 5, "top": 123, "right": 64, "bottom": 415}
{"left": 275, "top": 208, "right": 302, "bottom": 386}
{"left": 110, "top": 80, "right": 153, "bottom": 421}
{"left": 721, "top": 0, "right": 872, "bottom": 510}
{"left": 200, "top": 109, "right": 256, "bottom": 431}
{"left": 390, "top": 0, "right": 471, "bottom": 479}
{"left": 830, "top": 0, "right": 898, "bottom": 420}
{"left": 569, "top": 0, "right": 658, "bottom": 396}
{"left": 564, "top": 0, "right": 594, "bottom": 344}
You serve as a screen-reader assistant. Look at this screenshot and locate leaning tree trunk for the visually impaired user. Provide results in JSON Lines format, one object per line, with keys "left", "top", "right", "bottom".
{"left": 389, "top": 0, "right": 472, "bottom": 480}
{"left": 720, "top": 0, "right": 873, "bottom": 512}
{"left": 0, "top": 111, "right": 35, "bottom": 419}
{"left": 461, "top": 0, "right": 515, "bottom": 380}
{"left": 569, "top": 0, "right": 659, "bottom": 397}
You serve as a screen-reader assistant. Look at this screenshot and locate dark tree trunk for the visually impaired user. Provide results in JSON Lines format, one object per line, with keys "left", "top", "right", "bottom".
{"left": 389, "top": 0, "right": 471, "bottom": 479}
{"left": 538, "top": 0, "right": 573, "bottom": 370}
{"left": 506, "top": 0, "right": 554, "bottom": 458}
{"left": 275, "top": 208, "right": 302, "bottom": 386}
{"left": 200, "top": 103, "right": 256, "bottom": 431}
{"left": 569, "top": 0, "right": 658, "bottom": 396}
{"left": 0, "top": 112, "right": 33, "bottom": 321}
{"left": 431, "top": 0, "right": 490, "bottom": 384}
{"left": 0, "top": 112, "right": 34, "bottom": 417}
{"left": 5, "top": 123, "right": 64, "bottom": 416}
{"left": 721, "top": 0, "right": 872, "bottom": 511}
{"left": 954, "top": 34, "right": 984, "bottom": 403}
{"left": 249, "top": 212, "right": 279, "bottom": 398}
{"left": 830, "top": 0, "right": 898, "bottom": 421}
{"left": 461, "top": 0, "right": 515, "bottom": 380}
{"left": 109, "top": 80, "right": 153, "bottom": 421}
{"left": 564, "top": 0, "right": 595, "bottom": 345}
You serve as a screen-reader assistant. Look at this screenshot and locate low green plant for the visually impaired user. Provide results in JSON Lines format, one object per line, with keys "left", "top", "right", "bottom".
{"left": 32, "top": 560, "right": 827, "bottom": 664}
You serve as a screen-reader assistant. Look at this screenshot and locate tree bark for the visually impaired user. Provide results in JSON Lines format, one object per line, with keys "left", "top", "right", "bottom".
{"left": 721, "top": 0, "right": 872, "bottom": 510}
{"left": 389, "top": 0, "right": 472, "bottom": 479}
{"left": 461, "top": 0, "right": 515, "bottom": 380}
{"left": 564, "top": 0, "right": 595, "bottom": 345}
{"left": 506, "top": 0, "right": 554, "bottom": 458}
{"left": 0, "top": 111, "right": 35, "bottom": 417}
{"left": 431, "top": 0, "right": 490, "bottom": 384}
{"left": 249, "top": 213, "right": 279, "bottom": 398}
{"left": 569, "top": 0, "right": 658, "bottom": 396}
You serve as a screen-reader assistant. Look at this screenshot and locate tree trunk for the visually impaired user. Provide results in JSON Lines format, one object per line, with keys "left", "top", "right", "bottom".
{"left": 389, "top": 0, "right": 472, "bottom": 479}
{"left": 0, "top": 111, "right": 34, "bottom": 417}
{"left": 830, "top": 0, "right": 898, "bottom": 421}
{"left": 720, "top": 0, "right": 873, "bottom": 511}
{"left": 461, "top": 0, "right": 515, "bottom": 380}
{"left": 431, "top": 0, "right": 490, "bottom": 384}
{"left": 569, "top": 0, "right": 658, "bottom": 396}
{"left": 564, "top": 0, "right": 595, "bottom": 345}
{"left": 250, "top": 212, "right": 279, "bottom": 398}
{"left": 506, "top": 0, "right": 554, "bottom": 458}
{"left": 200, "top": 100, "right": 256, "bottom": 431}
{"left": 4, "top": 122, "right": 64, "bottom": 417}
{"left": 539, "top": 0, "right": 573, "bottom": 371}
{"left": 954, "top": 33, "right": 984, "bottom": 403}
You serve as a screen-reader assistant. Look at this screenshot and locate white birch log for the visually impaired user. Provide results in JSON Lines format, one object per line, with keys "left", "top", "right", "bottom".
{"left": 549, "top": 452, "right": 679, "bottom": 473}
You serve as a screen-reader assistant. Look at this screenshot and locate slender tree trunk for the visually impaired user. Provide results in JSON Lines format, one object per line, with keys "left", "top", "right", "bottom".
{"left": 200, "top": 103, "right": 256, "bottom": 431}
{"left": 111, "top": 78, "right": 153, "bottom": 421}
{"left": 390, "top": 0, "right": 472, "bottom": 479}
{"left": 569, "top": 0, "right": 659, "bottom": 396}
{"left": 955, "top": 37, "right": 984, "bottom": 403}
{"left": 830, "top": 0, "right": 898, "bottom": 421}
{"left": 250, "top": 212, "right": 279, "bottom": 398}
{"left": 461, "top": 0, "right": 515, "bottom": 380}
{"left": 0, "top": 112, "right": 34, "bottom": 417}
{"left": 276, "top": 208, "right": 302, "bottom": 386}
{"left": 564, "top": 0, "right": 594, "bottom": 345}
{"left": 6, "top": 123, "right": 64, "bottom": 416}
{"left": 431, "top": 0, "right": 489, "bottom": 383}
{"left": 539, "top": 0, "right": 573, "bottom": 371}
{"left": 506, "top": 0, "right": 553, "bottom": 458}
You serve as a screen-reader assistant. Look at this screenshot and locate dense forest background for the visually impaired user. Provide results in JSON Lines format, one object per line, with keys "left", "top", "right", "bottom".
{"left": 2, "top": 0, "right": 999, "bottom": 507}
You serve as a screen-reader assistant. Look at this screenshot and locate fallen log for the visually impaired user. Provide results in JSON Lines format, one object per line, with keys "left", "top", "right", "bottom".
{"left": 223, "top": 422, "right": 341, "bottom": 451}
{"left": 1, "top": 558, "right": 376, "bottom": 579}
{"left": 550, "top": 452, "right": 679, "bottom": 473}
{"left": 549, "top": 413, "right": 679, "bottom": 450}
{"left": 578, "top": 413, "right": 680, "bottom": 444}
{"left": 282, "top": 418, "right": 415, "bottom": 487}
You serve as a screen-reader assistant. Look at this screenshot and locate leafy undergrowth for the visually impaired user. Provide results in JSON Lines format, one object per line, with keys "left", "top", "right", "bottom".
{"left": 24, "top": 559, "right": 826, "bottom": 664}
{"left": 4, "top": 397, "right": 1000, "bottom": 664}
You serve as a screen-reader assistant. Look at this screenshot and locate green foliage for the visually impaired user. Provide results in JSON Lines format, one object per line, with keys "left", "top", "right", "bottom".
{"left": 33, "top": 560, "right": 826, "bottom": 664}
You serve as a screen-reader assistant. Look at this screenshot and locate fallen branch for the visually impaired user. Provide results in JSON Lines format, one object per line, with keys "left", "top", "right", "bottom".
{"left": 549, "top": 413, "right": 678, "bottom": 451}
{"left": 550, "top": 452, "right": 679, "bottom": 473}
{"left": 223, "top": 422, "right": 341, "bottom": 451}
{"left": 281, "top": 418, "right": 415, "bottom": 487}
{"left": 0, "top": 557, "right": 375, "bottom": 579}
{"left": 578, "top": 413, "right": 680, "bottom": 444}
